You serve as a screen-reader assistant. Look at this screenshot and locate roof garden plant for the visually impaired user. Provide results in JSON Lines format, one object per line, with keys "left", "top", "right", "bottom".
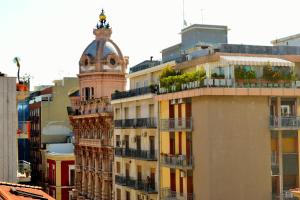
{"left": 159, "top": 66, "right": 206, "bottom": 91}
{"left": 235, "top": 66, "right": 256, "bottom": 80}
{"left": 263, "top": 64, "right": 296, "bottom": 82}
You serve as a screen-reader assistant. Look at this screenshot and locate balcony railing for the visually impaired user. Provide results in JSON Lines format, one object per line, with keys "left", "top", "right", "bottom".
{"left": 114, "top": 118, "right": 157, "bottom": 128}
{"left": 269, "top": 116, "right": 300, "bottom": 129}
{"left": 115, "top": 175, "right": 157, "bottom": 193}
{"left": 111, "top": 86, "right": 156, "bottom": 100}
{"left": 161, "top": 188, "right": 194, "bottom": 200}
{"left": 160, "top": 118, "right": 192, "bottom": 131}
{"left": 158, "top": 79, "right": 300, "bottom": 95}
{"left": 160, "top": 154, "right": 193, "bottom": 169}
{"left": 115, "top": 148, "right": 157, "bottom": 160}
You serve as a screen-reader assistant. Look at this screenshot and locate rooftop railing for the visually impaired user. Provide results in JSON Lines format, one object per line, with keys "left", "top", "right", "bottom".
{"left": 160, "top": 118, "right": 192, "bottom": 132}
{"left": 158, "top": 79, "right": 300, "bottom": 95}
{"left": 111, "top": 86, "right": 157, "bottom": 100}
{"left": 115, "top": 175, "right": 157, "bottom": 193}
{"left": 115, "top": 147, "right": 157, "bottom": 160}
{"left": 114, "top": 118, "right": 157, "bottom": 129}
{"left": 160, "top": 188, "right": 194, "bottom": 200}
{"left": 269, "top": 116, "right": 300, "bottom": 129}
{"left": 160, "top": 154, "right": 193, "bottom": 169}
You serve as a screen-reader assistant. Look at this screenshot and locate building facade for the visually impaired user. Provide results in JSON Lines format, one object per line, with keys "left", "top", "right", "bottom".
{"left": 111, "top": 60, "right": 175, "bottom": 200}
{"left": 29, "top": 77, "right": 78, "bottom": 185}
{"left": 156, "top": 49, "right": 300, "bottom": 199}
{"left": 69, "top": 10, "right": 128, "bottom": 200}
{"left": 0, "top": 74, "right": 17, "bottom": 183}
{"left": 45, "top": 143, "right": 75, "bottom": 200}
{"left": 16, "top": 82, "right": 31, "bottom": 183}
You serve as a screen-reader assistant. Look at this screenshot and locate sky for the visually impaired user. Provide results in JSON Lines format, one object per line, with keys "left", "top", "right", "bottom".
{"left": 1, "top": 0, "right": 300, "bottom": 89}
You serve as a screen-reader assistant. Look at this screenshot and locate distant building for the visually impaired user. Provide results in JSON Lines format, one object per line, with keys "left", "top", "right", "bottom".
{"left": 68, "top": 10, "right": 128, "bottom": 200}
{"left": 0, "top": 73, "right": 17, "bottom": 183}
{"left": 16, "top": 82, "right": 31, "bottom": 183}
{"left": 29, "top": 77, "right": 78, "bottom": 186}
{"left": 0, "top": 181, "right": 54, "bottom": 200}
{"left": 45, "top": 143, "right": 75, "bottom": 200}
{"left": 271, "top": 33, "right": 300, "bottom": 46}
{"left": 162, "top": 24, "right": 228, "bottom": 63}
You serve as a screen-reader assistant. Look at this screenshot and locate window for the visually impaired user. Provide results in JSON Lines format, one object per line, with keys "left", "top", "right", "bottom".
{"left": 135, "top": 81, "right": 141, "bottom": 89}
{"left": 149, "top": 104, "right": 154, "bottom": 118}
{"left": 116, "top": 135, "right": 120, "bottom": 147}
{"left": 115, "top": 108, "right": 120, "bottom": 119}
{"left": 144, "top": 80, "right": 149, "bottom": 87}
{"left": 116, "top": 162, "right": 120, "bottom": 174}
{"left": 136, "top": 106, "right": 141, "bottom": 118}
{"left": 126, "top": 191, "right": 130, "bottom": 200}
{"left": 124, "top": 107, "right": 129, "bottom": 119}
{"left": 69, "top": 165, "right": 75, "bottom": 186}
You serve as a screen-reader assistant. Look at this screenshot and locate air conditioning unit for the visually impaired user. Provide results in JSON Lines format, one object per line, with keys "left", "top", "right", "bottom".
{"left": 171, "top": 99, "right": 176, "bottom": 105}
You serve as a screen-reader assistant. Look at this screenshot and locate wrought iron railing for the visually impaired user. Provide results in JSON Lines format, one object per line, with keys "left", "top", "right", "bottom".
{"left": 269, "top": 116, "right": 300, "bottom": 129}
{"left": 160, "top": 154, "right": 193, "bottom": 169}
{"left": 111, "top": 86, "right": 156, "bottom": 100}
{"left": 160, "top": 188, "right": 194, "bottom": 200}
{"left": 115, "top": 148, "right": 157, "bottom": 160}
{"left": 115, "top": 175, "right": 157, "bottom": 193}
{"left": 114, "top": 118, "right": 157, "bottom": 128}
{"left": 160, "top": 118, "right": 192, "bottom": 131}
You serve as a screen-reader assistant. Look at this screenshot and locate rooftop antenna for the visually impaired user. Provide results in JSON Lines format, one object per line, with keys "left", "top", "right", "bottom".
{"left": 200, "top": 8, "right": 205, "bottom": 24}
{"left": 183, "top": 0, "right": 187, "bottom": 27}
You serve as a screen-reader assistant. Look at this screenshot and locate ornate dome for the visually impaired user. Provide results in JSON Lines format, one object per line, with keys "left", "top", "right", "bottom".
{"left": 79, "top": 10, "right": 128, "bottom": 73}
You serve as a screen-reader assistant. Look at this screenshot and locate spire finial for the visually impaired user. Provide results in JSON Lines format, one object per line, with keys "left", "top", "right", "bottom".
{"left": 96, "top": 9, "right": 110, "bottom": 29}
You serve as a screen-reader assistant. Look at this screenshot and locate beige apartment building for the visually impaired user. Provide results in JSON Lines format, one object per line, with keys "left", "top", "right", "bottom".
{"left": 0, "top": 73, "right": 17, "bottom": 182}
{"left": 111, "top": 60, "right": 175, "bottom": 200}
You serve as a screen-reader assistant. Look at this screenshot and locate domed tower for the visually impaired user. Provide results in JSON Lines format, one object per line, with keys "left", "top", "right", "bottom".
{"left": 79, "top": 9, "right": 128, "bottom": 100}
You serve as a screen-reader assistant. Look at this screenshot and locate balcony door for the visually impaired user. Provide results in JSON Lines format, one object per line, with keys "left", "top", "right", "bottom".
{"left": 170, "top": 133, "right": 175, "bottom": 155}
{"left": 125, "top": 135, "right": 129, "bottom": 150}
{"left": 149, "top": 136, "right": 155, "bottom": 156}
{"left": 137, "top": 165, "right": 142, "bottom": 181}
{"left": 126, "top": 163, "right": 130, "bottom": 178}
{"left": 136, "top": 136, "right": 141, "bottom": 151}
{"left": 170, "top": 169, "right": 176, "bottom": 192}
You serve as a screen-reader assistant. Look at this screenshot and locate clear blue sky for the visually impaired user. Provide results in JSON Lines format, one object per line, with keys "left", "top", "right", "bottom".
{"left": 1, "top": 0, "right": 300, "bottom": 88}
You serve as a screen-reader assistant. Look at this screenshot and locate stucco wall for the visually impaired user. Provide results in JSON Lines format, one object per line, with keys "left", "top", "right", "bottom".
{"left": 192, "top": 96, "right": 271, "bottom": 200}
{"left": 0, "top": 76, "right": 17, "bottom": 182}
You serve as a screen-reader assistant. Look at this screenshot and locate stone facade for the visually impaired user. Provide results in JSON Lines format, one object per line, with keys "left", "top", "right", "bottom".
{"left": 69, "top": 10, "right": 127, "bottom": 200}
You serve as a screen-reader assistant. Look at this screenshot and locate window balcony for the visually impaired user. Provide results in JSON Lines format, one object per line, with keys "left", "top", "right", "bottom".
{"left": 115, "top": 147, "right": 157, "bottom": 161}
{"left": 269, "top": 116, "right": 300, "bottom": 129}
{"left": 114, "top": 118, "right": 157, "bottom": 129}
{"left": 160, "top": 118, "right": 192, "bottom": 132}
{"left": 115, "top": 175, "right": 157, "bottom": 193}
{"left": 111, "top": 86, "right": 157, "bottom": 100}
{"left": 160, "top": 188, "right": 194, "bottom": 200}
{"left": 160, "top": 154, "right": 193, "bottom": 169}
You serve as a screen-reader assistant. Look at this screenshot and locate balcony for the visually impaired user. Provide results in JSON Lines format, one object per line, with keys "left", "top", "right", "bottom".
{"left": 115, "top": 148, "right": 157, "bottom": 161}
{"left": 160, "top": 154, "right": 193, "bottom": 169}
{"left": 115, "top": 175, "right": 157, "bottom": 193}
{"left": 160, "top": 118, "right": 192, "bottom": 132}
{"left": 269, "top": 116, "right": 300, "bottom": 130}
{"left": 161, "top": 188, "right": 194, "bottom": 200}
{"left": 79, "top": 138, "right": 112, "bottom": 148}
{"left": 111, "top": 86, "right": 156, "bottom": 100}
{"left": 114, "top": 118, "right": 157, "bottom": 129}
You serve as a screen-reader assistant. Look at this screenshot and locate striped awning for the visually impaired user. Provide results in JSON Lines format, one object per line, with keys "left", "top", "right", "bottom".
{"left": 219, "top": 56, "right": 295, "bottom": 67}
